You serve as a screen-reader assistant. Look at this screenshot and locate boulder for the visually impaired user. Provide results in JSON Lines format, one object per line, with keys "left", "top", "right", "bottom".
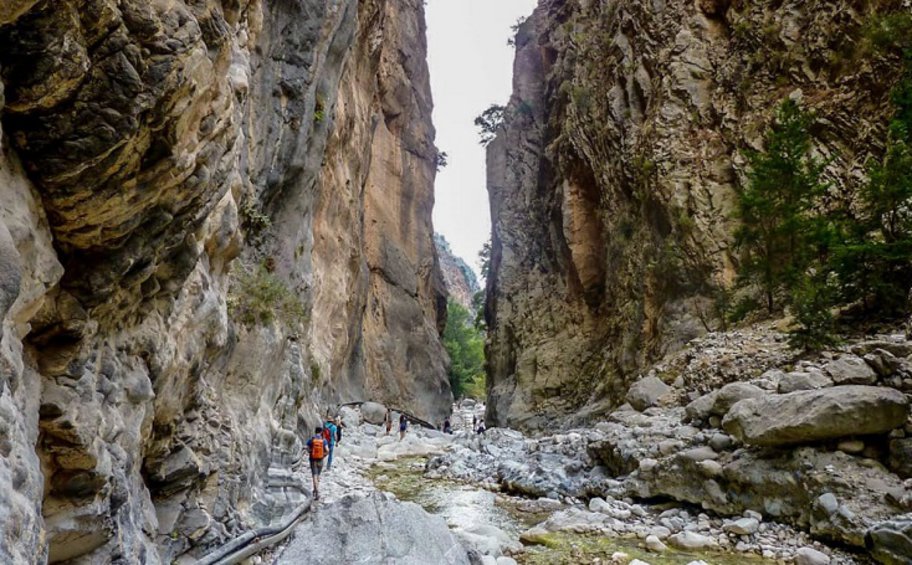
{"left": 823, "top": 355, "right": 877, "bottom": 385}
{"left": 865, "top": 349, "right": 903, "bottom": 378}
{"left": 276, "top": 493, "right": 469, "bottom": 564}
{"left": 711, "top": 382, "right": 766, "bottom": 416}
{"left": 360, "top": 402, "right": 388, "bottom": 426}
{"left": 685, "top": 391, "right": 718, "bottom": 423}
{"left": 626, "top": 376, "right": 673, "bottom": 411}
{"left": 778, "top": 371, "right": 832, "bottom": 394}
{"left": 867, "top": 517, "right": 912, "bottom": 565}
{"left": 722, "top": 386, "right": 909, "bottom": 447}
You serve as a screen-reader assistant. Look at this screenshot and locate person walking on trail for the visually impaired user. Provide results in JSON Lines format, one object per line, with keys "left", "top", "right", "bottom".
{"left": 334, "top": 416, "right": 344, "bottom": 444}
{"left": 323, "top": 418, "right": 338, "bottom": 471}
{"left": 384, "top": 409, "right": 392, "bottom": 435}
{"left": 306, "top": 426, "right": 327, "bottom": 500}
{"left": 398, "top": 414, "right": 408, "bottom": 441}
{"left": 443, "top": 417, "right": 452, "bottom": 434}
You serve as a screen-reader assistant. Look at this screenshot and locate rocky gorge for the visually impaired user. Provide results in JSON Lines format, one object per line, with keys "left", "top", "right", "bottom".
{"left": 1, "top": 0, "right": 912, "bottom": 563}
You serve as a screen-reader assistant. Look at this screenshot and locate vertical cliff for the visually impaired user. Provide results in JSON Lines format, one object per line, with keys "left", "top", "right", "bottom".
{"left": 434, "top": 234, "right": 481, "bottom": 310}
{"left": 485, "top": 0, "right": 907, "bottom": 429}
{"left": 0, "top": 0, "right": 448, "bottom": 562}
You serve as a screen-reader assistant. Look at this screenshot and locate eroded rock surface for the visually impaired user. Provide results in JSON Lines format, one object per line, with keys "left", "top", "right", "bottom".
{"left": 484, "top": 0, "right": 907, "bottom": 429}
{"left": 0, "top": 0, "right": 450, "bottom": 562}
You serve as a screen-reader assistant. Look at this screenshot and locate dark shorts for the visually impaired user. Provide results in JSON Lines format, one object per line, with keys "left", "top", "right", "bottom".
{"left": 310, "top": 458, "right": 324, "bottom": 476}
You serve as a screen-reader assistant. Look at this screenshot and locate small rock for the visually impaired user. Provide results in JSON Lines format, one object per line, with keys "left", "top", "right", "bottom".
{"left": 626, "top": 376, "right": 673, "bottom": 411}
{"left": 629, "top": 560, "right": 652, "bottom": 565}
{"left": 668, "top": 531, "right": 717, "bottom": 550}
{"left": 817, "top": 493, "right": 839, "bottom": 515}
{"left": 824, "top": 355, "right": 877, "bottom": 385}
{"left": 610, "top": 552, "right": 631, "bottom": 564}
{"left": 795, "top": 546, "right": 831, "bottom": 565}
{"left": 778, "top": 370, "right": 832, "bottom": 393}
{"left": 865, "top": 349, "right": 902, "bottom": 377}
{"left": 723, "top": 517, "right": 759, "bottom": 535}
{"left": 645, "top": 534, "right": 667, "bottom": 552}
{"left": 836, "top": 439, "right": 865, "bottom": 454}
{"left": 743, "top": 509, "right": 763, "bottom": 522}
{"left": 709, "top": 433, "right": 733, "bottom": 452}
{"left": 697, "top": 460, "right": 723, "bottom": 478}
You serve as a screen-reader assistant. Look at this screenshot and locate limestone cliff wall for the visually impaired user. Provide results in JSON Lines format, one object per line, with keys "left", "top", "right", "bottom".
{"left": 485, "top": 0, "right": 907, "bottom": 429}
{"left": 434, "top": 234, "right": 481, "bottom": 310}
{"left": 0, "top": 0, "right": 448, "bottom": 562}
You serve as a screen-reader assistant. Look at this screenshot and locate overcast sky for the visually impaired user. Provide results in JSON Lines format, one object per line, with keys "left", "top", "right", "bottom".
{"left": 426, "top": 0, "right": 538, "bottom": 280}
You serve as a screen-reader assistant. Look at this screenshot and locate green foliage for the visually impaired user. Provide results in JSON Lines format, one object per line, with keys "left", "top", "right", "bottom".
{"left": 442, "top": 299, "right": 485, "bottom": 399}
{"left": 787, "top": 273, "right": 837, "bottom": 351}
{"left": 239, "top": 201, "right": 271, "bottom": 236}
{"left": 863, "top": 12, "right": 912, "bottom": 58}
{"left": 830, "top": 72, "right": 912, "bottom": 316}
{"left": 228, "top": 265, "right": 308, "bottom": 329}
{"left": 314, "top": 94, "right": 326, "bottom": 123}
{"left": 478, "top": 240, "right": 492, "bottom": 280}
{"left": 475, "top": 105, "right": 506, "bottom": 146}
{"left": 734, "top": 99, "right": 828, "bottom": 315}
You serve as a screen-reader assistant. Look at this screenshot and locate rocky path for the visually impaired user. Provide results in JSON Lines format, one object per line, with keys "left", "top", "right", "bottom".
{"left": 260, "top": 392, "right": 880, "bottom": 565}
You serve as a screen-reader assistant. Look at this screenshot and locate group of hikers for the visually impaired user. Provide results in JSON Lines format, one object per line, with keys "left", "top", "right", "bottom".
{"left": 305, "top": 409, "right": 409, "bottom": 500}
{"left": 304, "top": 407, "right": 486, "bottom": 500}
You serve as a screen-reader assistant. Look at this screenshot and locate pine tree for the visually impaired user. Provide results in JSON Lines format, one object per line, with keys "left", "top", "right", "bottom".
{"left": 735, "top": 99, "right": 828, "bottom": 314}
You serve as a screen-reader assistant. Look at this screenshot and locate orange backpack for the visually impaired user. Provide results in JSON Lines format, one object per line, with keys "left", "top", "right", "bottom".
{"left": 310, "top": 436, "right": 324, "bottom": 459}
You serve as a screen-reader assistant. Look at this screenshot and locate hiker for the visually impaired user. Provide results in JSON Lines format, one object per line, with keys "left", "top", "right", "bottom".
{"left": 323, "top": 418, "right": 338, "bottom": 471}
{"left": 398, "top": 414, "right": 408, "bottom": 441}
{"left": 306, "top": 426, "right": 327, "bottom": 499}
{"left": 335, "top": 416, "right": 344, "bottom": 444}
{"left": 476, "top": 421, "right": 486, "bottom": 434}
{"left": 384, "top": 410, "right": 392, "bottom": 435}
{"left": 472, "top": 414, "right": 477, "bottom": 430}
{"left": 443, "top": 417, "right": 452, "bottom": 434}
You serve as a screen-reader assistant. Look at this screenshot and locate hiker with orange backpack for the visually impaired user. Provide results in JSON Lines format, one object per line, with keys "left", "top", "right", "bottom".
{"left": 306, "top": 426, "right": 328, "bottom": 499}
{"left": 323, "top": 418, "right": 338, "bottom": 471}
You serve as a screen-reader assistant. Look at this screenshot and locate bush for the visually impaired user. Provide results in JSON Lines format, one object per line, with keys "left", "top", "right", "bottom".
{"left": 788, "top": 274, "right": 837, "bottom": 351}
{"left": 442, "top": 299, "right": 485, "bottom": 399}
{"left": 229, "top": 264, "right": 308, "bottom": 329}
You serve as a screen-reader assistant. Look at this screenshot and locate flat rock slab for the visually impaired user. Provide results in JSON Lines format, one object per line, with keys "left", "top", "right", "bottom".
{"left": 722, "top": 385, "right": 908, "bottom": 447}
{"left": 276, "top": 493, "right": 469, "bottom": 564}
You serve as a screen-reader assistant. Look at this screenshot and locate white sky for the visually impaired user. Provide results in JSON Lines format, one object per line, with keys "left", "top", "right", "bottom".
{"left": 426, "top": 0, "right": 538, "bottom": 279}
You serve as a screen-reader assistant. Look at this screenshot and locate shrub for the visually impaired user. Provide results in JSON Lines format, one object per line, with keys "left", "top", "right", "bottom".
{"left": 229, "top": 264, "right": 308, "bottom": 329}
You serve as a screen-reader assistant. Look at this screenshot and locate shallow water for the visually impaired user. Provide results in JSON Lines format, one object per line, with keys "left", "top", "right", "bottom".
{"left": 367, "top": 457, "right": 785, "bottom": 565}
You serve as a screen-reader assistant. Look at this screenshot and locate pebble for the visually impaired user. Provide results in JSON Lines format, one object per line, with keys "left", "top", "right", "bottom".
{"left": 817, "top": 493, "right": 838, "bottom": 515}
{"left": 723, "top": 517, "right": 760, "bottom": 535}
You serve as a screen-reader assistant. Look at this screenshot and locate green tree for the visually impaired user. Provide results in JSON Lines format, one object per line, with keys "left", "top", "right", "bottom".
{"left": 832, "top": 73, "right": 912, "bottom": 316}
{"left": 442, "top": 299, "right": 485, "bottom": 398}
{"left": 735, "top": 99, "right": 828, "bottom": 314}
{"left": 474, "top": 105, "right": 506, "bottom": 147}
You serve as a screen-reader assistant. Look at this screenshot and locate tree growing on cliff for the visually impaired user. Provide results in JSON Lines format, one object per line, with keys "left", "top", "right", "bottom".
{"left": 443, "top": 299, "right": 485, "bottom": 399}
{"left": 475, "top": 105, "right": 506, "bottom": 146}
{"left": 735, "top": 99, "right": 828, "bottom": 315}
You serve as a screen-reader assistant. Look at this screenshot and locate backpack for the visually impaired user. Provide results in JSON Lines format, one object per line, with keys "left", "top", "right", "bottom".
{"left": 310, "top": 437, "right": 324, "bottom": 459}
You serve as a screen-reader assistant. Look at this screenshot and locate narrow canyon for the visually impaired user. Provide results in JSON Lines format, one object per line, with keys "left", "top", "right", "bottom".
{"left": 0, "top": 1, "right": 910, "bottom": 564}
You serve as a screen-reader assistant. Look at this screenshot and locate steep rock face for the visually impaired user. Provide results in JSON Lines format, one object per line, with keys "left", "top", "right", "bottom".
{"left": 0, "top": 0, "right": 448, "bottom": 562}
{"left": 485, "top": 0, "right": 906, "bottom": 429}
{"left": 434, "top": 234, "right": 481, "bottom": 310}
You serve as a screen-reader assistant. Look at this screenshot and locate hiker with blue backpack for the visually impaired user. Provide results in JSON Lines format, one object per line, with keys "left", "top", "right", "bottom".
{"left": 323, "top": 418, "right": 338, "bottom": 471}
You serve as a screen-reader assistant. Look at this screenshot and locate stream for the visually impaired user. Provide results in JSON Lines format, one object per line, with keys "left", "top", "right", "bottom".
{"left": 366, "top": 456, "right": 782, "bottom": 565}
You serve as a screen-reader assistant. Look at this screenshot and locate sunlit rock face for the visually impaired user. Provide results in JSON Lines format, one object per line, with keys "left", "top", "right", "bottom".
{"left": 485, "top": 0, "right": 905, "bottom": 430}
{"left": 0, "top": 0, "right": 448, "bottom": 561}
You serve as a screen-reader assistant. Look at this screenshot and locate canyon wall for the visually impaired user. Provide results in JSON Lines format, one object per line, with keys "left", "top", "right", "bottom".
{"left": 0, "top": 0, "right": 448, "bottom": 562}
{"left": 485, "top": 0, "right": 907, "bottom": 429}
{"left": 434, "top": 234, "right": 481, "bottom": 310}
